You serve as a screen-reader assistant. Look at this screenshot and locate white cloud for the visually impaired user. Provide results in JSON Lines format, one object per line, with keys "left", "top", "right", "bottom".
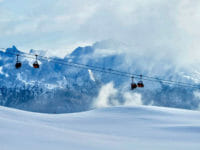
{"left": 176, "top": 0, "right": 200, "bottom": 36}
{"left": 0, "top": 0, "right": 200, "bottom": 68}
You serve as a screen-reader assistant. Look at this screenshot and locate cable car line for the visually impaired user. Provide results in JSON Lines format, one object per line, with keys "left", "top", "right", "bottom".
{"left": 5, "top": 51, "right": 133, "bottom": 78}
{"left": 4, "top": 50, "right": 200, "bottom": 89}
{"left": 1, "top": 49, "right": 200, "bottom": 90}
{"left": 23, "top": 52, "right": 199, "bottom": 88}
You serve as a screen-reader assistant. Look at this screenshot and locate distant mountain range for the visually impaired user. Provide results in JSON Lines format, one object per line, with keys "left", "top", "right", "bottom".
{"left": 0, "top": 40, "right": 199, "bottom": 113}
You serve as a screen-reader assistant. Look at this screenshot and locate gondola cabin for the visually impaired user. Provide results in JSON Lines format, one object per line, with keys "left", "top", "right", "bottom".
{"left": 137, "top": 75, "right": 144, "bottom": 88}
{"left": 33, "top": 55, "right": 39, "bottom": 68}
{"left": 137, "top": 81, "right": 144, "bottom": 88}
{"left": 131, "top": 76, "right": 137, "bottom": 90}
{"left": 33, "top": 61, "right": 39, "bottom": 68}
{"left": 15, "top": 54, "right": 22, "bottom": 69}
{"left": 131, "top": 83, "right": 137, "bottom": 90}
{"left": 15, "top": 62, "right": 22, "bottom": 69}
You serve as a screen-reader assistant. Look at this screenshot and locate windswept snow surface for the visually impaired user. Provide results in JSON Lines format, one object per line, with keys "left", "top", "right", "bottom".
{"left": 0, "top": 106, "right": 200, "bottom": 150}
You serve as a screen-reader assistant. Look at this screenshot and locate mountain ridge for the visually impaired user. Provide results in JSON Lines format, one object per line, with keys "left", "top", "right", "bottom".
{"left": 0, "top": 41, "right": 199, "bottom": 113}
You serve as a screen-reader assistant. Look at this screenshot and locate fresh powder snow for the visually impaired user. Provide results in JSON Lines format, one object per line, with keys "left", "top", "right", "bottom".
{"left": 0, "top": 105, "right": 200, "bottom": 150}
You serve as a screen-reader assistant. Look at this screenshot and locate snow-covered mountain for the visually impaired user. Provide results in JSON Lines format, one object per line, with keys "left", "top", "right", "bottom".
{"left": 1, "top": 105, "right": 200, "bottom": 150}
{"left": 0, "top": 41, "right": 200, "bottom": 113}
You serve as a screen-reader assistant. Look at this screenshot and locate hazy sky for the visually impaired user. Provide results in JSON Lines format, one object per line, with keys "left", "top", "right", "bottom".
{"left": 0, "top": 0, "right": 200, "bottom": 62}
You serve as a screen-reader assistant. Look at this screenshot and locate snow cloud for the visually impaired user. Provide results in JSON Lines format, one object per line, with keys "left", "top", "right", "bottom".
{"left": 123, "top": 92, "right": 143, "bottom": 106}
{"left": 88, "top": 69, "right": 95, "bottom": 82}
{"left": 93, "top": 82, "right": 118, "bottom": 108}
{"left": 93, "top": 82, "right": 143, "bottom": 108}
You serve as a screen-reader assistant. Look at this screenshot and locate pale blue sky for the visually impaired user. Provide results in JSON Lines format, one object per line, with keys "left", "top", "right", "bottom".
{"left": 0, "top": 0, "right": 199, "bottom": 62}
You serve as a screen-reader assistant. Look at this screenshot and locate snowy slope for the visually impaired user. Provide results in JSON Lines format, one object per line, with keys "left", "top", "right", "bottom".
{"left": 0, "top": 105, "right": 200, "bottom": 150}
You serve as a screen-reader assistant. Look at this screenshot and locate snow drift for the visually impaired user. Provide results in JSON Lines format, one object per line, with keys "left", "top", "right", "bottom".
{"left": 0, "top": 105, "right": 200, "bottom": 150}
